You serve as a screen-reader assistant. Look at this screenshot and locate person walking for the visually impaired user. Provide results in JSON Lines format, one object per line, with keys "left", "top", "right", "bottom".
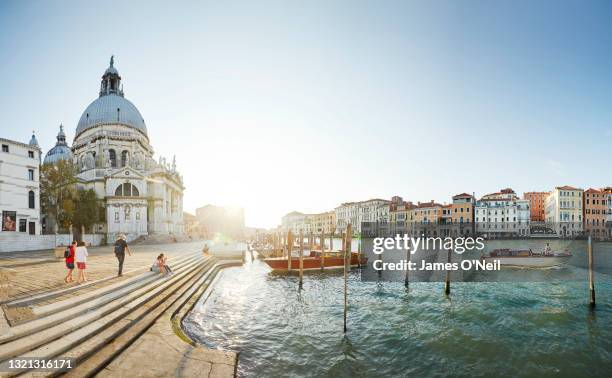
{"left": 64, "top": 240, "right": 77, "bottom": 283}
{"left": 75, "top": 241, "right": 89, "bottom": 283}
{"left": 114, "top": 234, "right": 132, "bottom": 276}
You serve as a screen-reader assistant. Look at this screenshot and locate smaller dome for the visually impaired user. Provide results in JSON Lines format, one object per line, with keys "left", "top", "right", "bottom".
{"left": 44, "top": 124, "right": 73, "bottom": 165}
{"left": 29, "top": 131, "right": 39, "bottom": 147}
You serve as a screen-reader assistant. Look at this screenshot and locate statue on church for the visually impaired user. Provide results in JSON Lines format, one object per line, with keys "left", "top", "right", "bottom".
{"left": 83, "top": 152, "right": 95, "bottom": 170}
{"left": 133, "top": 151, "right": 144, "bottom": 169}
{"left": 171, "top": 155, "right": 176, "bottom": 172}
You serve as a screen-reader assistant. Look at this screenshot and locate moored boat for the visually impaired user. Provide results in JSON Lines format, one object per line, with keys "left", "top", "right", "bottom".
{"left": 481, "top": 247, "right": 571, "bottom": 267}
{"left": 264, "top": 252, "right": 367, "bottom": 271}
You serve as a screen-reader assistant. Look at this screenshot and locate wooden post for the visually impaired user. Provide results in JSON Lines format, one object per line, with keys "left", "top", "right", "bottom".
{"left": 320, "top": 232, "right": 325, "bottom": 270}
{"left": 357, "top": 237, "right": 362, "bottom": 268}
{"left": 343, "top": 224, "right": 352, "bottom": 333}
{"left": 404, "top": 246, "right": 410, "bottom": 288}
{"left": 444, "top": 247, "right": 451, "bottom": 295}
{"left": 341, "top": 232, "right": 345, "bottom": 253}
{"left": 287, "top": 231, "right": 293, "bottom": 274}
{"left": 330, "top": 229, "right": 334, "bottom": 253}
{"left": 299, "top": 231, "right": 304, "bottom": 288}
{"left": 588, "top": 235, "right": 595, "bottom": 307}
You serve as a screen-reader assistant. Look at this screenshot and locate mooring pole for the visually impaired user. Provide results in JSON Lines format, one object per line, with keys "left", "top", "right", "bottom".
{"left": 287, "top": 231, "right": 293, "bottom": 274}
{"left": 588, "top": 235, "right": 595, "bottom": 308}
{"left": 299, "top": 230, "right": 304, "bottom": 288}
{"left": 320, "top": 232, "right": 325, "bottom": 270}
{"left": 444, "top": 247, "right": 451, "bottom": 295}
{"left": 344, "top": 223, "right": 352, "bottom": 333}
{"left": 404, "top": 245, "right": 411, "bottom": 288}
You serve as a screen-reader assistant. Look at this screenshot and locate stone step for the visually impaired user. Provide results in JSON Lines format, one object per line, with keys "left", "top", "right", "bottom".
{"left": 0, "top": 254, "right": 206, "bottom": 343}
{"left": 28, "top": 253, "right": 204, "bottom": 321}
{"left": 93, "top": 260, "right": 241, "bottom": 378}
{"left": 53, "top": 261, "right": 231, "bottom": 378}
{"left": 3, "top": 252, "right": 201, "bottom": 308}
{"left": 0, "top": 256, "right": 211, "bottom": 361}
{"left": 9, "top": 261, "right": 220, "bottom": 378}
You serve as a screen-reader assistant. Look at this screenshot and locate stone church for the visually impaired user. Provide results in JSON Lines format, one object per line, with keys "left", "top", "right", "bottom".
{"left": 45, "top": 57, "right": 184, "bottom": 241}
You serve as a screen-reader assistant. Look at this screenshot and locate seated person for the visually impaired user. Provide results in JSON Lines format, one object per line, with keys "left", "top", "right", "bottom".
{"left": 152, "top": 253, "right": 173, "bottom": 275}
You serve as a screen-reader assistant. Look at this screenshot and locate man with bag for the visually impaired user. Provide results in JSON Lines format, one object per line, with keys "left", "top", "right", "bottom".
{"left": 114, "top": 234, "right": 132, "bottom": 276}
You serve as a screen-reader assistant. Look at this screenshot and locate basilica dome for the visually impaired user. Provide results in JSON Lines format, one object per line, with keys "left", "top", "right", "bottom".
{"left": 74, "top": 56, "right": 147, "bottom": 139}
{"left": 44, "top": 125, "right": 73, "bottom": 164}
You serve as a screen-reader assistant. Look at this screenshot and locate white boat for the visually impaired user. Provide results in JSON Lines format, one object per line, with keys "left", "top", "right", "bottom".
{"left": 481, "top": 248, "right": 571, "bottom": 267}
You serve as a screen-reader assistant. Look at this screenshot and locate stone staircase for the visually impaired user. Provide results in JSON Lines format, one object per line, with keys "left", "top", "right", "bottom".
{"left": 0, "top": 251, "right": 241, "bottom": 377}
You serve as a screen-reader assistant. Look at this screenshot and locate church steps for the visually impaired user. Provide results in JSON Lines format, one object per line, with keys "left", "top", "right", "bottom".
{"left": 27, "top": 253, "right": 204, "bottom": 320}
{"left": 0, "top": 256, "right": 202, "bottom": 334}
{"left": 7, "top": 261, "right": 220, "bottom": 378}
{"left": 46, "top": 261, "right": 230, "bottom": 378}
{"left": 0, "top": 256, "right": 212, "bottom": 361}
{"left": 3, "top": 251, "right": 202, "bottom": 308}
{"left": 56, "top": 260, "right": 240, "bottom": 378}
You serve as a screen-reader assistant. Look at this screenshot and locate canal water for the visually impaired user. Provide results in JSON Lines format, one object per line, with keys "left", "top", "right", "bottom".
{"left": 184, "top": 240, "right": 612, "bottom": 377}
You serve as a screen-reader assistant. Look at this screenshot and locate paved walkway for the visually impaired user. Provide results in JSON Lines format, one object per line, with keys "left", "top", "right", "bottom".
{"left": 0, "top": 241, "right": 207, "bottom": 323}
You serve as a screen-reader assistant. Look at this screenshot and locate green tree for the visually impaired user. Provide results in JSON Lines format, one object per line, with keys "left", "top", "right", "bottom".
{"left": 73, "top": 189, "right": 100, "bottom": 234}
{"left": 40, "top": 160, "right": 78, "bottom": 233}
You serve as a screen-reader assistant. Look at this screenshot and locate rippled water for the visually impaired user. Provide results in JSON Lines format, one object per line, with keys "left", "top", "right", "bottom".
{"left": 184, "top": 241, "right": 612, "bottom": 377}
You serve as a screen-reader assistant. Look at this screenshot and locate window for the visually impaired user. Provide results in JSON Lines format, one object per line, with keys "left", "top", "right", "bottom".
{"left": 109, "top": 149, "right": 117, "bottom": 168}
{"left": 28, "top": 151, "right": 34, "bottom": 158}
{"left": 19, "top": 219, "right": 26, "bottom": 232}
{"left": 28, "top": 169, "right": 34, "bottom": 181}
{"left": 1, "top": 144, "right": 8, "bottom": 152}
{"left": 28, "top": 190, "right": 35, "bottom": 209}
{"left": 115, "top": 183, "right": 140, "bottom": 197}
{"left": 121, "top": 150, "right": 129, "bottom": 167}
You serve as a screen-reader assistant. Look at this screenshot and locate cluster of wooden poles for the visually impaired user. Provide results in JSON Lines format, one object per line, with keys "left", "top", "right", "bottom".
{"left": 263, "top": 228, "right": 598, "bottom": 333}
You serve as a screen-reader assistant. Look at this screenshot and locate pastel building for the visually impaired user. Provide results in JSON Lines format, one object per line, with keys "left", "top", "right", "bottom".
{"left": 475, "top": 188, "right": 530, "bottom": 237}
{"left": 451, "top": 193, "right": 475, "bottom": 236}
{"left": 583, "top": 188, "right": 607, "bottom": 239}
{"left": 523, "top": 191, "right": 548, "bottom": 222}
{"left": 544, "top": 186, "right": 583, "bottom": 237}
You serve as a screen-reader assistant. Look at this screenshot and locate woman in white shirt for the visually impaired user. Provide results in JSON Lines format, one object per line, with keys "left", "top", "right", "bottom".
{"left": 75, "top": 241, "right": 89, "bottom": 283}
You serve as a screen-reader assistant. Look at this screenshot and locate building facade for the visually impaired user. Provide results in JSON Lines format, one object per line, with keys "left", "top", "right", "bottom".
{"left": 475, "top": 188, "right": 530, "bottom": 237}
{"left": 544, "top": 186, "right": 583, "bottom": 237}
{"left": 450, "top": 193, "right": 475, "bottom": 236}
{"left": 0, "top": 136, "right": 42, "bottom": 235}
{"left": 583, "top": 188, "right": 607, "bottom": 239}
{"left": 68, "top": 57, "right": 184, "bottom": 241}
{"left": 523, "top": 191, "right": 548, "bottom": 222}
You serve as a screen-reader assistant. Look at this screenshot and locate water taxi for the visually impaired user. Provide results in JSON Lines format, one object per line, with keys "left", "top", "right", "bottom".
{"left": 481, "top": 247, "right": 571, "bottom": 267}
{"left": 264, "top": 251, "right": 367, "bottom": 271}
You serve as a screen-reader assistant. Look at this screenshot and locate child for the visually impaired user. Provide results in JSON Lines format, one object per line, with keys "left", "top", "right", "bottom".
{"left": 64, "top": 240, "right": 77, "bottom": 283}
{"left": 75, "top": 241, "right": 89, "bottom": 283}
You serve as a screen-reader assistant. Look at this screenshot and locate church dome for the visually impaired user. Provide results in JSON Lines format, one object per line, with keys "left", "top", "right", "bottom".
{"left": 76, "top": 94, "right": 147, "bottom": 137}
{"left": 74, "top": 56, "right": 147, "bottom": 139}
{"left": 44, "top": 124, "right": 73, "bottom": 164}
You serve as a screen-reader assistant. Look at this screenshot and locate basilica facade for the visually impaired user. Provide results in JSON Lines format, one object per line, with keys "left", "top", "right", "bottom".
{"left": 50, "top": 57, "right": 184, "bottom": 241}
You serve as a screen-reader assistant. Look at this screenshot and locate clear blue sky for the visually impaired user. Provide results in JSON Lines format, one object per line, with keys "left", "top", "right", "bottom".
{"left": 1, "top": 0, "right": 611, "bottom": 228}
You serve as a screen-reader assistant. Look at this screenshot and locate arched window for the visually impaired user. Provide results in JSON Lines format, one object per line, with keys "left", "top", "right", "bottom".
{"left": 28, "top": 190, "right": 35, "bottom": 209}
{"left": 114, "top": 183, "right": 140, "bottom": 197}
{"left": 109, "top": 149, "right": 117, "bottom": 168}
{"left": 121, "top": 150, "right": 129, "bottom": 167}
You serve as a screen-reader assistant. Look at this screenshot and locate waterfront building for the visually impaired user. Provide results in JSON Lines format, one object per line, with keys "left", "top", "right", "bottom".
{"left": 603, "top": 187, "right": 612, "bottom": 238}
{"left": 335, "top": 198, "right": 393, "bottom": 235}
{"left": 389, "top": 197, "right": 415, "bottom": 235}
{"left": 0, "top": 134, "right": 42, "bottom": 235}
{"left": 523, "top": 191, "right": 548, "bottom": 222}
{"left": 412, "top": 200, "right": 443, "bottom": 236}
{"left": 451, "top": 193, "right": 475, "bottom": 236}
{"left": 69, "top": 57, "right": 184, "bottom": 241}
{"left": 281, "top": 211, "right": 305, "bottom": 235}
{"left": 183, "top": 211, "right": 198, "bottom": 238}
{"left": 195, "top": 204, "right": 245, "bottom": 240}
{"left": 335, "top": 201, "right": 361, "bottom": 234}
{"left": 544, "top": 186, "right": 583, "bottom": 237}
{"left": 583, "top": 188, "right": 607, "bottom": 239}
{"left": 475, "top": 188, "right": 530, "bottom": 237}
{"left": 312, "top": 211, "right": 336, "bottom": 234}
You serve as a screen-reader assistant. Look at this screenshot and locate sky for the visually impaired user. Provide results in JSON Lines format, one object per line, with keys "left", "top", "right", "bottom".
{"left": 1, "top": 0, "right": 611, "bottom": 228}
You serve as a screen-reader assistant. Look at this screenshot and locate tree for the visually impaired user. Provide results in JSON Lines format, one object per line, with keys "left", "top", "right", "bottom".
{"left": 73, "top": 189, "right": 100, "bottom": 234}
{"left": 40, "top": 160, "right": 78, "bottom": 233}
